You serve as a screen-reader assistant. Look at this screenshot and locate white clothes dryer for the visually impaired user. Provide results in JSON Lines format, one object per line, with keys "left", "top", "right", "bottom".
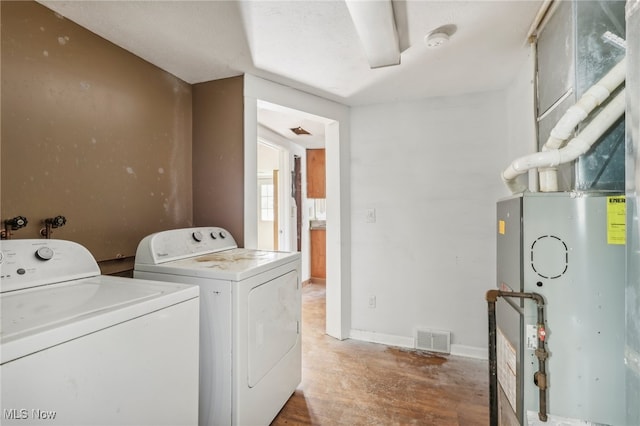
{"left": 134, "top": 227, "right": 301, "bottom": 426}
{"left": 0, "top": 239, "right": 200, "bottom": 426}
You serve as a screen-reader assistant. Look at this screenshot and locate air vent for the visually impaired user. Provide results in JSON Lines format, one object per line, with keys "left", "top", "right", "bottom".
{"left": 290, "top": 126, "right": 311, "bottom": 135}
{"left": 415, "top": 329, "right": 451, "bottom": 354}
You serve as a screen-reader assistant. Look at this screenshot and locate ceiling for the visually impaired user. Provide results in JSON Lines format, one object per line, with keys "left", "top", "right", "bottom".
{"left": 257, "top": 101, "right": 330, "bottom": 149}
{"left": 37, "top": 0, "right": 543, "bottom": 147}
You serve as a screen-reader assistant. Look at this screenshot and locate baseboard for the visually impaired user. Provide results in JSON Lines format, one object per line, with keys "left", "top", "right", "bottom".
{"left": 349, "top": 329, "right": 415, "bottom": 349}
{"left": 349, "top": 329, "right": 488, "bottom": 360}
{"left": 450, "top": 344, "right": 488, "bottom": 360}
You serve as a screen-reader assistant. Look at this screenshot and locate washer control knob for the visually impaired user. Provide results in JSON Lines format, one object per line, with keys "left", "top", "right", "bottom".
{"left": 210, "top": 232, "right": 217, "bottom": 240}
{"left": 0, "top": 251, "right": 4, "bottom": 264}
{"left": 219, "top": 231, "right": 226, "bottom": 239}
{"left": 192, "top": 231, "right": 203, "bottom": 242}
{"left": 35, "top": 246, "right": 54, "bottom": 261}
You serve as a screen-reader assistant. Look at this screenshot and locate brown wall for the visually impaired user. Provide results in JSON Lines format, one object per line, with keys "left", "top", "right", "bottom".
{"left": 1, "top": 1, "right": 193, "bottom": 273}
{"left": 192, "top": 76, "right": 244, "bottom": 246}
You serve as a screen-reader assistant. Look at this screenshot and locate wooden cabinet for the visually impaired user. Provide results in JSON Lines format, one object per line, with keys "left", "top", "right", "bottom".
{"left": 310, "top": 229, "right": 326, "bottom": 280}
{"left": 306, "top": 149, "right": 325, "bottom": 198}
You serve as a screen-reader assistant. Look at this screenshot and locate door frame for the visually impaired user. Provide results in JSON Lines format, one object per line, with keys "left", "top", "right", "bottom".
{"left": 243, "top": 75, "right": 351, "bottom": 340}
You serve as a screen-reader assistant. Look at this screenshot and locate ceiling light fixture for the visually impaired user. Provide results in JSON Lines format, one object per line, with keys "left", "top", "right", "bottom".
{"left": 345, "top": 0, "right": 400, "bottom": 69}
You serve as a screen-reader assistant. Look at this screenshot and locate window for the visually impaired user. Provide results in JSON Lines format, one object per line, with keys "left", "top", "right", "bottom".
{"left": 260, "top": 183, "right": 274, "bottom": 221}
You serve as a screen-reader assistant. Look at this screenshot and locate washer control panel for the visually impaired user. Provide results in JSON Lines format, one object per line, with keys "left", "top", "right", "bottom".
{"left": 135, "top": 227, "right": 237, "bottom": 265}
{"left": 0, "top": 240, "right": 100, "bottom": 293}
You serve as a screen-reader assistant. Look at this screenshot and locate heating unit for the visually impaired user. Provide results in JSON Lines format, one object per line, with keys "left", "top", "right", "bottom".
{"left": 493, "top": 0, "right": 627, "bottom": 424}
{"left": 495, "top": 193, "right": 625, "bottom": 425}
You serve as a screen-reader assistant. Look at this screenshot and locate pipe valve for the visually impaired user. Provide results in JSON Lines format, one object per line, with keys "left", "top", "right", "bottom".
{"left": 45, "top": 216, "right": 67, "bottom": 228}
{"left": 1, "top": 216, "right": 29, "bottom": 239}
{"left": 538, "top": 324, "right": 547, "bottom": 342}
{"left": 6, "top": 216, "right": 28, "bottom": 230}
{"left": 40, "top": 215, "right": 67, "bottom": 239}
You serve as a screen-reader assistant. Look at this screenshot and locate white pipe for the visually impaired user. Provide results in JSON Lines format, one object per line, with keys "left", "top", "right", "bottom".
{"left": 543, "top": 57, "right": 626, "bottom": 151}
{"left": 526, "top": 0, "right": 555, "bottom": 42}
{"left": 538, "top": 57, "right": 625, "bottom": 191}
{"left": 502, "top": 55, "right": 626, "bottom": 193}
{"left": 502, "top": 90, "right": 626, "bottom": 194}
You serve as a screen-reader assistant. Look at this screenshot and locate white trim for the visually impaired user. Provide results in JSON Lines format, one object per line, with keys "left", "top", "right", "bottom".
{"left": 244, "top": 74, "right": 351, "bottom": 340}
{"left": 450, "top": 344, "right": 488, "bottom": 360}
{"left": 349, "top": 329, "right": 414, "bottom": 349}
{"left": 349, "top": 329, "right": 488, "bottom": 360}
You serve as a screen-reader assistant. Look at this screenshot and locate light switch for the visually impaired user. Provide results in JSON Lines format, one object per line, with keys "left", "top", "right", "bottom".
{"left": 365, "top": 208, "right": 376, "bottom": 223}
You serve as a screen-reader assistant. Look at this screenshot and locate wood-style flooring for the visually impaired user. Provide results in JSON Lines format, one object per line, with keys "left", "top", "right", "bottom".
{"left": 271, "top": 282, "right": 490, "bottom": 425}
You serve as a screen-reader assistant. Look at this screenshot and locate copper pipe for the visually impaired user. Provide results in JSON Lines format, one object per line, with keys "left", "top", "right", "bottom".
{"left": 486, "top": 289, "right": 548, "bottom": 424}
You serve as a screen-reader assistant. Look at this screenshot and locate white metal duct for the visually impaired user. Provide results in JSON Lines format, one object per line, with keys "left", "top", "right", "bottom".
{"left": 344, "top": 0, "right": 400, "bottom": 69}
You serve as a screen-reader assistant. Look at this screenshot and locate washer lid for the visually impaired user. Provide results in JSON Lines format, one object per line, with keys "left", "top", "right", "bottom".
{"left": 0, "top": 275, "right": 198, "bottom": 364}
{"left": 135, "top": 248, "right": 301, "bottom": 281}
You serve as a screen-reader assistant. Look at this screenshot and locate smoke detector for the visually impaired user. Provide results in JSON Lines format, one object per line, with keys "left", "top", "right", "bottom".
{"left": 425, "top": 32, "right": 449, "bottom": 48}
{"left": 424, "top": 24, "right": 457, "bottom": 48}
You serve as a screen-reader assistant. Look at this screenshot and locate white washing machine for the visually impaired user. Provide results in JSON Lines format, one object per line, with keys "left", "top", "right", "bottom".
{"left": 133, "top": 227, "right": 301, "bottom": 426}
{"left": 0, "top": 239, "right": 200, "bottom": 426}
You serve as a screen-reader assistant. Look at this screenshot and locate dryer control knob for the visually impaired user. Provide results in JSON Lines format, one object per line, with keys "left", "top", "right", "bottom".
{"left": 219, "top": 231, "right": 226, "bottom": 239}
{"left": 192, "top": 231, "right": 203, "bottom": 242}
{"left": 210, "top": 232, "right": 217, "bottom": 240}
{"left": 35, "top": 246, "right": 54, "bottom": 261}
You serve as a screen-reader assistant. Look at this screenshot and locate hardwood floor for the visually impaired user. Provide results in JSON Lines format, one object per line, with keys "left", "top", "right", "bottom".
{"left": 271, "top": 282, "right": 490, "bottom": 425}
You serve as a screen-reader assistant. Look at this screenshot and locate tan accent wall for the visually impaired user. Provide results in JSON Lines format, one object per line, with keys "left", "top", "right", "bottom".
{"left": 1, "top": 1, "right": 193, "bottom": 272}
{"left": 192, "top": 76, "right": 244, "bottom": 246}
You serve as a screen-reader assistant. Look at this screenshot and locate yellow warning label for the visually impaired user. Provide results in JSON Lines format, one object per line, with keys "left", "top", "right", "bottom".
{"left": 499, "top": 220, "right": 506, "bottom": 235}
{"left": 607, "top": 196, "right": 626, "bottom": 245}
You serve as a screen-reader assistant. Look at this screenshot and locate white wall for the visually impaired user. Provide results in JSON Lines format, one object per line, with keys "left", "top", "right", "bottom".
{"left": 349, "top": 90, "right": 510, "bottom": 358}
{"left": 348, "top": 45, "right": 535, "bottom": 358}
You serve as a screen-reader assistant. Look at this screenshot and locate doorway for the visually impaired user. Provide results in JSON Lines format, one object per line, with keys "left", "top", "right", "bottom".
{"left": 244, "top": 77, "right": 350, "bottom": 339}
{"left": 255, "top": 102, "right": 326, "bottom": 285}
{"left": 257, "top": 140, "right": 289, "bottom": 251}
{"left": 254, "top": 103, "right": 330, "bottom": 321}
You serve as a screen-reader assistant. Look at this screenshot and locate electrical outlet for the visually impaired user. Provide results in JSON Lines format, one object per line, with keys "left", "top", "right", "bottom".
{"left": 368, "top": 295, "right": 376, "bottom": 308}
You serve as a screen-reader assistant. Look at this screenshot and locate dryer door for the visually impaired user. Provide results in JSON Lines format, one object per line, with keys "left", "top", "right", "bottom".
{"left": 247, "top": 270, "right": 299, "bottom": 387}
